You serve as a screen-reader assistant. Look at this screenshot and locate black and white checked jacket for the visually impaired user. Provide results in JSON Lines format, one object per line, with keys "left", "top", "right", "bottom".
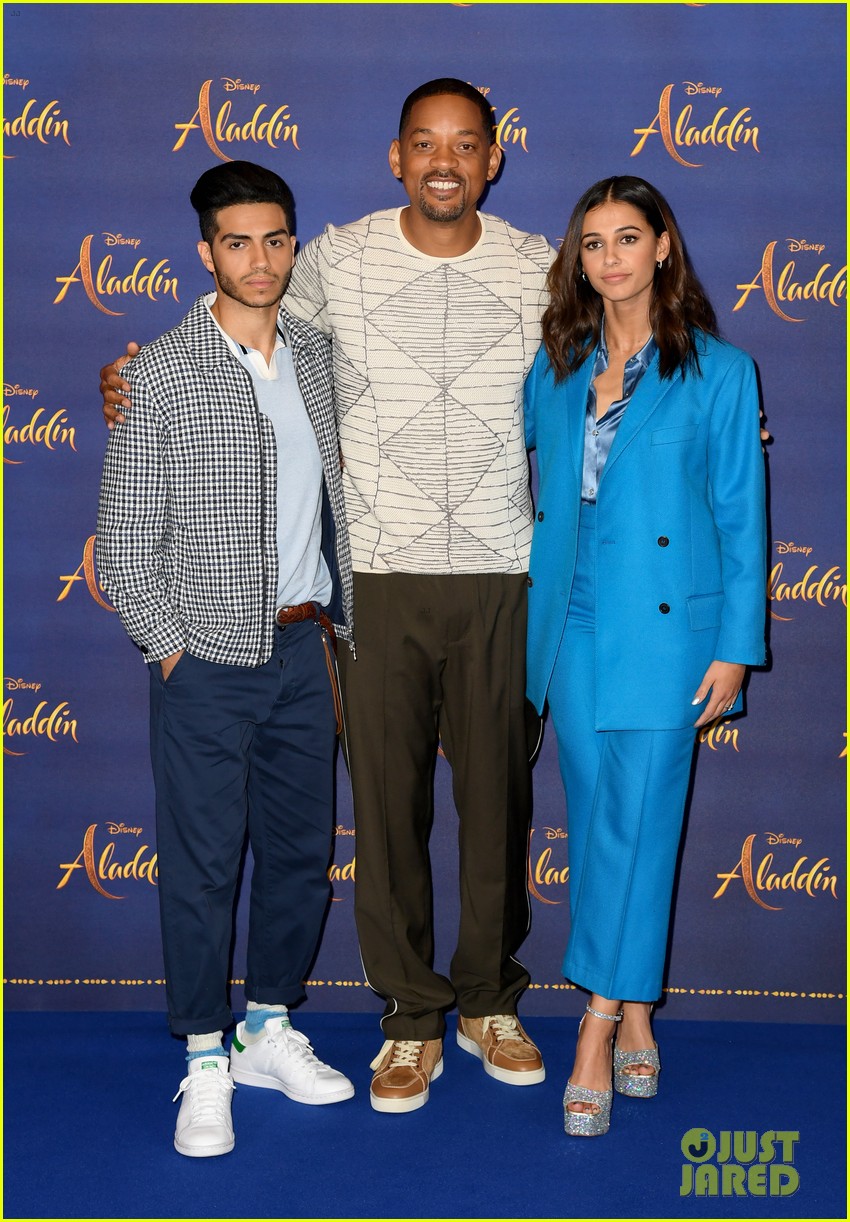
{"left": 97, "top": 294, "right": 354, "bottom": 667}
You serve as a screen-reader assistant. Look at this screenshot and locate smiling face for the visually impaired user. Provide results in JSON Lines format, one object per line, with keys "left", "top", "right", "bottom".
{"left": 579, "top": 199, "right": 670, "bottom": 310}
{"left": 197, "top": 202, "right": 296, "bottom": 310}
{"left": 389, "top": 93, "right": 502, "bottom": 227}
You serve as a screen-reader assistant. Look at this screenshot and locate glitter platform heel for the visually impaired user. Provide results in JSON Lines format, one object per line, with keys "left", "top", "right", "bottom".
{"left": 613, "top": 1043, "right": 661, "bottom": 1097}
{"left": 563, "top": 1004, "right": 622, "bottom": 1137}
{"left": 613, "top": 1005, "right": 660, "bottom": 1098}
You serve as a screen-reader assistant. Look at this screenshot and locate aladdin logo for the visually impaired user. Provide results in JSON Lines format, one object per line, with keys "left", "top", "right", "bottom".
{"left": 697, "top": 715, "right": 739, "bottom": 752}
{"left": 713, "top": 833, "right": 839, "bottom": 910}
{"left": 328, "top": 827, "right": 355, "bottom": 900}
{"left": 4, "top": 387, "right": 76, "bottom": 464}
{"left": 775, "top": 541, "right": 813, "bottom": 557}
{"left": 469, "top": 84, "right": 529, "bottom": 152}
{"left": 527, "top": 826, "right": 569, "bottom": 905}
{"left": 56, "top": 823, "right": 158, "bottom": 900}
{"left": 172, "top": 78, "right": 300, "bottom": 161}
{"left": 733, "top": 241, "right": 845, "bottom": 322}
{"left": 769, "top": 546, "right": 846, "bottom": 621}
{"left": 787, "top": 239, "right": 826, "bottom": 254}
{"left": 57, "top": 535, "right": 116, "bottom": 612}
{"left": 222, "top": 78, "right": 261, "bottom": 94}
{"left": 631, "top": 83, "right": 760, "bottom": 167}
{"left": 103, "top": 233, "right": 142, "bottom": 249}
{"left": 493, "top": 105, "right": 529, "bottom": 152}
{"left": 3, "top": 93, "right": 70, "bottom": 157}
{"left": 53, "top": 235, "right": 179, "bottom": 317}
{"left": 683, "top": 82, "right": 722, "bottom": 97}
{"left": 4, "top": 690, "right": 79, "bottom": 755}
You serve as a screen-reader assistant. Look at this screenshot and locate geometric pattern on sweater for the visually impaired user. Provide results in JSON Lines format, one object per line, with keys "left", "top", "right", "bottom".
{"left": 284, "top": 208, "right": 554, "bottom": 575}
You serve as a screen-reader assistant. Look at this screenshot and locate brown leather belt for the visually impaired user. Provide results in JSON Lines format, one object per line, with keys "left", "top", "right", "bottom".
{"left": 275, "top": 602, "right": 342, "bottom": 735}
{"left": 275, "top": 601, "right": 336, "bottom": 641}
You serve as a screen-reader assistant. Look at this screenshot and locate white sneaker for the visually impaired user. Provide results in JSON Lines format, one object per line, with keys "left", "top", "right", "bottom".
{"left": 173, "top": 1055, "right": 235, "bottom": 1158}
{"left": 230, "top": 1018, "right": 354, "bottom": 1105}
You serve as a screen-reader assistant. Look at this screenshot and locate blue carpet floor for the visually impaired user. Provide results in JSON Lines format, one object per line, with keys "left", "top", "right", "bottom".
{"left": 3, "top": 1012, "right": 845, "bottom": 1220}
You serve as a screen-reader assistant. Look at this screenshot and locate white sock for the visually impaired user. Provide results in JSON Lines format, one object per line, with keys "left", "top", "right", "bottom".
{"left": 186, "top": 1030, "right": 225, "bottom": 1061}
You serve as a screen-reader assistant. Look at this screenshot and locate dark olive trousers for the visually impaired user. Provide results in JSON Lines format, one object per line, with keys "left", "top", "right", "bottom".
{"left": 338, "top": 572, "right": 533, "bottom": 1040}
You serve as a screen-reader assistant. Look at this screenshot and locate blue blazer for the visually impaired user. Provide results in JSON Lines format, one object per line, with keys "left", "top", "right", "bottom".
{"left": 524, "top": 332, "right": 767, "bottom": 730}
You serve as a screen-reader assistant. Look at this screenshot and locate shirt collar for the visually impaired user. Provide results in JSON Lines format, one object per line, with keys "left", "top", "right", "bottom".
{"left": 596, "top": 319, "right": 657, "bottom": 375}
{"left": 202, "top": 291, "right": 287, "bottom": 360}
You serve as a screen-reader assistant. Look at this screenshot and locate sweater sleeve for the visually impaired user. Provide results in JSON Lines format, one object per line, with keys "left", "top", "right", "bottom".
{"left": 283, "top": 226, "right": 335, "bottom": 335}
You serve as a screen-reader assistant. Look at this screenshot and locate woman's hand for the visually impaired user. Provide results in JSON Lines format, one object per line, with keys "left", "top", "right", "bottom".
{"left": 691, "top": 661, "right": 746, "bottom": 727}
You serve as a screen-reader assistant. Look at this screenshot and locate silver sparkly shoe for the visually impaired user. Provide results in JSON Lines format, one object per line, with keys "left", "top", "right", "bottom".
{"left": 563, "top": 1080, "right": 614, "bottom": 1136}
{"left": 613, "top": 1043, "right": 660, "bottom": 1097}
{"left": 563, "top": 1004, "right": 622, "bottom": 1137}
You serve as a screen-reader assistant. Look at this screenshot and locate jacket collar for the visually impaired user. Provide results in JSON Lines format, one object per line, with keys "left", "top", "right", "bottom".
{"left": 179, "top": 293, "right": 328, "bottom": 371}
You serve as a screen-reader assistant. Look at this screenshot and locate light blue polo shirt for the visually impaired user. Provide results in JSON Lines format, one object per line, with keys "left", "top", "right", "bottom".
{"left": 205, "top": 294, "right": 332, "bottom": 610}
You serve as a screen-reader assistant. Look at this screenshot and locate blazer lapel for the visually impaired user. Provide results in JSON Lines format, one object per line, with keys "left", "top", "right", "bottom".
{"left": 599, "top": 355, "right": 677, "bottom": 484}
{"left": 564, "top": 359, "right": 594, "bottom": 483}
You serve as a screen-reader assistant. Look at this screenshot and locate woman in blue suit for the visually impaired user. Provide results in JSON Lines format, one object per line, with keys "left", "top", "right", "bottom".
{"left": 524, "top": 177, "right": 766, "bottom": 1136}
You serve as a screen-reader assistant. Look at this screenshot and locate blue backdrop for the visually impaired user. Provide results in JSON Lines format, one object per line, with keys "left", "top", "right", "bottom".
{"left": 4, "top": 2, "right": 845, "bottom": 1027}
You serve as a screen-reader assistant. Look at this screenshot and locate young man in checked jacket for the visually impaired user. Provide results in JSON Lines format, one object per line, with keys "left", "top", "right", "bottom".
{"left": 97, "top": 161, "right": 356, "bottom": 1158}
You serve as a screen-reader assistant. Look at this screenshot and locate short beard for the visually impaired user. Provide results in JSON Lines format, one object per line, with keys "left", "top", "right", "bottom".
{"left": 214, "top": 266, "right": 290, "bottom": 309}
{"left": 416, "top": 185, "right": 468, "bottom": 224}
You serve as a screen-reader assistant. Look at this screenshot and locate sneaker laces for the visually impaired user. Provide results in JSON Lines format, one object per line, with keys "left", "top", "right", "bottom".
{"left": 268, "top": 1025, "right": 329, "bottom": 1075}
{"left": 369, "top": 1038, "right": 425, "bottom": 1071}
{"left": 484, "top": 1014, "right": 522, "bottom": 1043}
{"left": 173, "top": 1065, "right": 235, "bottom": 1122}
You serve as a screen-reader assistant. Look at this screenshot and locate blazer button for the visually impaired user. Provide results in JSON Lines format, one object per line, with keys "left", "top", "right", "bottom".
{"left": 657, "top": 536, "right": 669, "bottom": 547}
{"left": 659, "top": 603, "right": 670, "bottom": 614}
{"left": 537, "top": 511, "right": 545, "bottom": 522}
{"left": 527, "top": 576, "right": 534, "bottom": 587}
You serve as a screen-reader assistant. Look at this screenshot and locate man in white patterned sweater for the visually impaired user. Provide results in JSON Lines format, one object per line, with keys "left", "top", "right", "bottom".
{"left": 282, "top": 79, "right": 554, "bottom": 1112}
{"left": 101, "top": 80, "right": 554, "bottom": 1114}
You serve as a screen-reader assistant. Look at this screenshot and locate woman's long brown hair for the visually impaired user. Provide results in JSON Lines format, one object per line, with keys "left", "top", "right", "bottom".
{"left": 541, "top": 176, "right": 718, "bottom": 383}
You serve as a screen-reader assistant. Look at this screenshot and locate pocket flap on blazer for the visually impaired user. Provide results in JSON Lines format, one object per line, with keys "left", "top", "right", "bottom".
{"left": 651, "top": 425, "right": 698, "bottom": 445}
{"left": 687, "top": 591, "right": 724, "bottom": 630}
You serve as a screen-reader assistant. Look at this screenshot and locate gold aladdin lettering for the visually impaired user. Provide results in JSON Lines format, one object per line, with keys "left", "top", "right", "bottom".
{"left": 734, "top": 242, "right": 846, "bottom": 321}
{"left": 3, "top": 97, "right": 70, "bottom": 156}
{"left": 4, "top": 698, "right": 78, "bottom": 755}
{"left": 713, "top": 833, "right": 839, "bottom": 910}
{"left": 4, "top": 403, "right": 76, "bottom": 463}
{"left": 768, "top": 562, "right": 846, "bottom": 621}
{"left": 697, "top": 715, "right": 739, "bottom": 751}
{"left": 57, "top": 535, "right": 116, "bottom": 612}
{"left": 56, "top": 823, "right": 158, "bottom": 900}
{"left": 527, "top": 827, "right": 569, "bottom": 905}
{"left": 172, "top": 79, "right": 300, "bottom": 161}
{"left": 631, "top": 84, "right": 759, "bottom": 167}
{"left": 53, "top": 235, "right": 179, "bottom": 317}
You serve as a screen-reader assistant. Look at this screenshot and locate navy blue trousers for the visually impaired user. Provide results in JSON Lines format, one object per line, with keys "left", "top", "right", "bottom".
{"left": 149, "top": 620, "right": 336, "bottom": 1035}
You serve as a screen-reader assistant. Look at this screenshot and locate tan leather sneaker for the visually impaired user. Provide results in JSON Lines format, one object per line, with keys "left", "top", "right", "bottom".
{"left": 457, "top": 1014, "right": 545, "bottom": 1084}
{"left": 369, "top": 1038, "right": 443, "bottom": 1113}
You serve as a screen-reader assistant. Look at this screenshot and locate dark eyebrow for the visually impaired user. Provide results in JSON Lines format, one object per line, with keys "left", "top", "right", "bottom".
{"left": 218, "top": 228, "right": 290, "bottom": 241}
{"left": 408, "top": 126, "right": 480, "bottom": 138}
{"left": 582, "top": 224, "right": 643, "bottom": 238}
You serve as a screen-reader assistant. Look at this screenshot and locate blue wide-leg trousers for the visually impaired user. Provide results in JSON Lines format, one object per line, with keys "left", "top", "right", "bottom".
{"left": 547, "top": 505, "right": 696, "bottom": 1002}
